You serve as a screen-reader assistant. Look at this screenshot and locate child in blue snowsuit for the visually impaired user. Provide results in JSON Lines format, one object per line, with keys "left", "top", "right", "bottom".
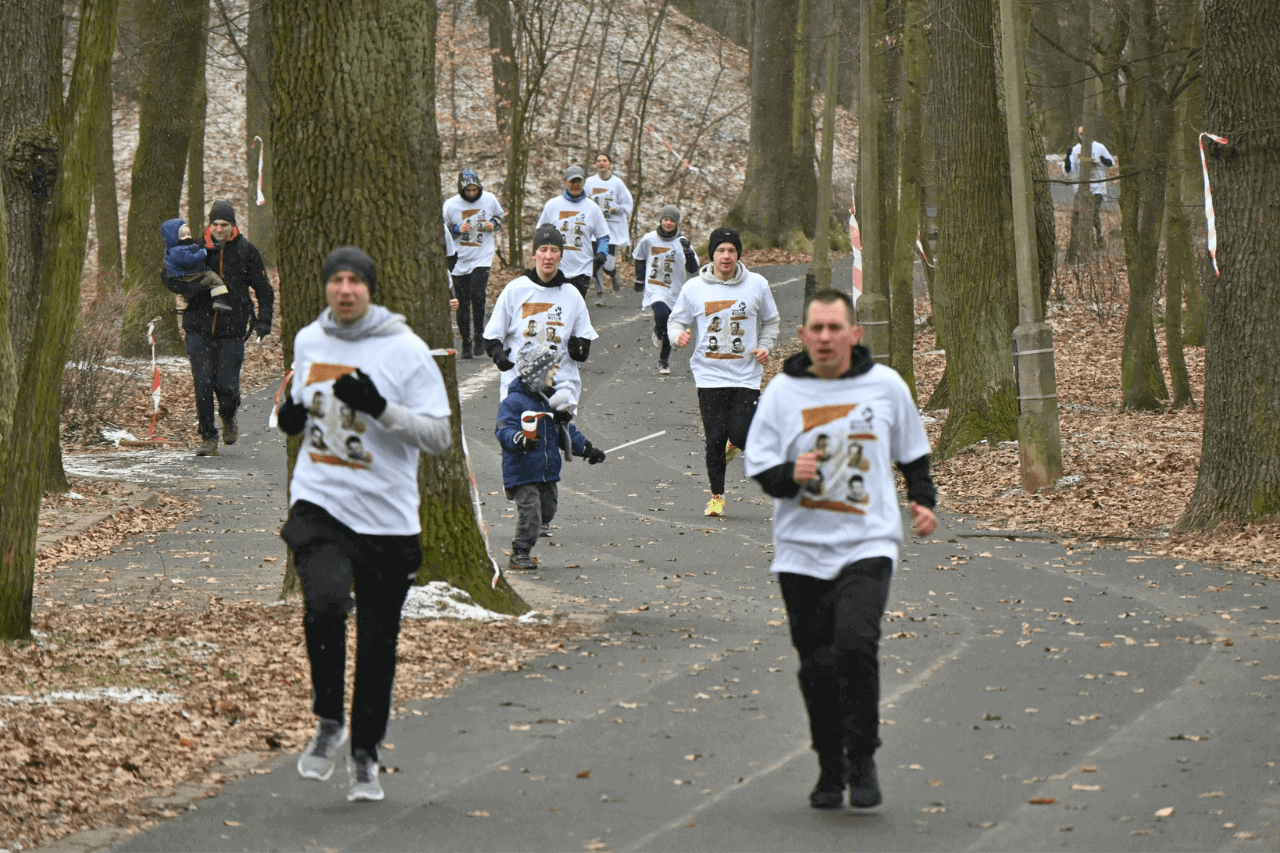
{"left": 160, "top": 217, "right": 231, "bottom": 312}
{"left": 496, "top": 341, "right": 606, "bottom": 570}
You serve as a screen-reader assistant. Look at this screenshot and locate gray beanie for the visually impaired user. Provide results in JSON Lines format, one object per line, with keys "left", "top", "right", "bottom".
{"left": 516, "top": 340, "right": 560, "bottom": 387}
{"left": 322, "top": 246, "right": 378, "bottom": 296}
{"left": 659, "top": 204, "right": 681, "bottom": 226}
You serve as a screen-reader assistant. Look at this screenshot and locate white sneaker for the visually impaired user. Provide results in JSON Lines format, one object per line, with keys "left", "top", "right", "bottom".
{"left": 347, "top": 748, "right": 384, "bottom": 802}
{"left": 659, "top": 362, "right": 670, "bottom": 375}
{"left": 651, "top": 330, "right": 662, "bottom": 349}
{"left": 297, "top": 718, "right": 347, "bottom": 781}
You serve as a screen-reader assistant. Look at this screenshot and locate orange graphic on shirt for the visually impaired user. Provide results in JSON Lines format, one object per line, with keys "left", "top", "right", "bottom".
{"left": 306, "top": 363, "right": 355, "bottom": 385}
{"left": 703, "top": 300, "right": 736, "bottom": 317}
{"left": 801, "top": 403, "right": 858, "bottom": 432}
{"left": 799, "top": 496, "right": 867, "bottom": 514}
{"left": 521, "top": 302, "right": 554, "bottom": 318}
{"left": 556, "top": 211, "right": 578, "bottom": 221}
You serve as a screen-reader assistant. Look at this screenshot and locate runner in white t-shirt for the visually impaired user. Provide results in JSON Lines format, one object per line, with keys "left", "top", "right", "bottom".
{"left": 668, "top": 226, "right": 780, "bottom": 517}
{"left": 744, "top": 288, "right": 936, "bottom": 811}
{"left": 633, "top": 203, "right": 698, "bottom": 374}
{"left": 584, "top": 152, "right": 633, "bottom": 295}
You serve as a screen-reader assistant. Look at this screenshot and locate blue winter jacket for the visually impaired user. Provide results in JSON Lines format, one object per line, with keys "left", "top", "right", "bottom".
{"left": 496, "top": 376, "right": 590, "bottom": 489}
{"left": 160, "top": 218, "right": 209, "bottom": 279}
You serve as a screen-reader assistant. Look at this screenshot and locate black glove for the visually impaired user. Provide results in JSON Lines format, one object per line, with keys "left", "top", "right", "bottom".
{"left": 277, "top": 396, "right": 308, "bottom": 435}
{"left": 255, "top": 321, "right": 271, "bottom": 339}
{"left": 333, "top": 368, "right": 387, "bottom": 418}
{"left": 495, "top": 348, "right": 514, "bottom": 371}
{"left": 514, "top": 433, "right": 538, "bottom": 450}
{"left": 634, "top": 280, "right": 644, "bottom": 292}
{"left": 679, "top": 236, "right": 692, "bottom": 251}
{"left": 553, "top": 408, "right": 572, "bottom": 425}
{"left": 593, "top": 252, "right": 607, "bottom": 273}
{"left": 582, "top": 443, "right": 605, "bottom": 465}
{"left": 567, "top": 336, "right": 590, "bottom": 362}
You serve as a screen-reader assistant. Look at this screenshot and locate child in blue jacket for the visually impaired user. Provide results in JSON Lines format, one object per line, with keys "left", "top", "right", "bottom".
{"left": 160, "top": 217, "right": 231, "bottom": 312}
{"left": 496, "top": 341, "right": 606, "bottom": 570}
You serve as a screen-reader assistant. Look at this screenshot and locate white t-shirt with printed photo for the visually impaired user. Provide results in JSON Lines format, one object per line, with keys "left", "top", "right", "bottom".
{"left": 535, "top": 195, "right": 610, "bottom": 279}
{"left": 632, "top": 230, "right": 691, "bottom": 310}
{"left": 483, "top": 274, "right": 598, "bottom": 405}
{"left": 668, "top": 266, "right": 780, "bottom": 389}
{"left": 443, "top": 190, "right": 505, "bottom": 275}
{"left": 745, "top": 362, "right": 931, "bottom": 579}
{"left": 584, "top": 173, "right": 633, "bottom": 246}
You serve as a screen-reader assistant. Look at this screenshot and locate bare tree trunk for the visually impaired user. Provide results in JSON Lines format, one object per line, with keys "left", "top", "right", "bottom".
{"left": 0, "top": 0, "right": 60, "bottom": 371}
{"left": 270, "top": 0, "right": 526, "bottom": 613}
{"left": 245, "top": 0, "right": 276, "bottom": 265}
{"left": 888, "top": 0, "right": 922, "bottom": 394}
{"left": 186, "top": 0, "right": 210, "bottom": 230}
{"left": 929, "top": 0, "right": 1018, "bottom": 458}
{"left": 477, "top": 0, "right": 517, "bottom": 141}
{"left": 1178, "top": 0, "right": 1280, "bottom": 531}
{"left": 93, "top": 85, "right": 123, "bottom": 286}
{"left": 726, "top": 0, "right": 816, "bottom": 248}
{"left": 120, "top": 0, "right": 207, "bottom": 357}
{"left": 0, "top": 0, "right": 119, "bottom": 640}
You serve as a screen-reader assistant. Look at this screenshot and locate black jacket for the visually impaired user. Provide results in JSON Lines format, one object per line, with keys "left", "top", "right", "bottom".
{"left": 164, "top": 226, "right": 274, "bottom": 338}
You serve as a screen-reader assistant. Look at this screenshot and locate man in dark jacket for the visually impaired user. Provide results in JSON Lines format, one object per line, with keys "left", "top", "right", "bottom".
{"left": 164, "top": 200, "right": 274, "bottom": 456}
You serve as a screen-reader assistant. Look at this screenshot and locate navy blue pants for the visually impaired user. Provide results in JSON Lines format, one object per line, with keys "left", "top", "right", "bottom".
{"left": 696, "top": 385, "right": 759, "bottom": 495}
{"left": 184, "top": 331, "right": 244, "bottom": 439}
{"left": 779, "top": 557, "right": 894, "bottom": 760}
{"left": 281, "top": 500, "right": 420, "bottom": 754}
{"left": 451, "top": 266, "right": 490, "bottom": 347}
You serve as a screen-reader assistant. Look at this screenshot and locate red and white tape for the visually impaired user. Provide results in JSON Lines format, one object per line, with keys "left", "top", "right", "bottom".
{"left": 251, "top": 136, "right": 266, "bottom": 207}
{"left": 146, "top": 318, "right": 162, "bottom": 439}
{"left": 1198, "top": 131, "right": 1228, "bottom": 276}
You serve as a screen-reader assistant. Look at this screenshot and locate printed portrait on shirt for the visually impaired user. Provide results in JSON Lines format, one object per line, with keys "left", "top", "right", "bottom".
{"left": 796, "top": 403, "right": 879, "bottom": 514}
{"left": 299, "top": 362, "right": 376, "bottom": 470}
{"left": 701, "top": 299, "right": 746, "bottom": 360}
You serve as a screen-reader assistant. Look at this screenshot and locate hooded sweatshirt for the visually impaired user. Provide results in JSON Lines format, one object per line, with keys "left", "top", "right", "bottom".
{"left": 666, "top": 261, "right": 781, "bottom": 389}
{"left": 744, "top": 346, "right": 934, "bottom": 579}
{"left": 287, "top": 304, "right": 452, "bottom": 535}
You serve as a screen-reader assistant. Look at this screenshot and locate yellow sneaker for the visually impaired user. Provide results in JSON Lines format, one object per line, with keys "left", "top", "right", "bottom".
{"left": 704, "top": 494, "right": 726, "bottom": 517}
{"left": 724, "top": 441, "right": 739, "bottom": 463}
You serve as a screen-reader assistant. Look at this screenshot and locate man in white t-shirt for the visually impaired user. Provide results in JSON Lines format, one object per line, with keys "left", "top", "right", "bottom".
{"left": 744, "top": 289, "right": 937, "bottom": 811}
{"left": 536, "top": 165, "right": 610, "bottom": 301}
{"left": 443, "top": 169, "right": 505, "bottom": 359}
{"left": 482, "top": 223, "right": 598, "bottom": 409}
{"left": 1063, "top": 127, "right": 1116, "bottom": 243}
{"left": 275, "top": 246, "right": 452, "bottom": 804}
{"left": 633, "top": 203, "right": 698, "bottom": 374}
{"left": 584, "top": 152, "right": 633, "bottom": 295}
{"left": 668, "top": 226, "right": 779, "bottom": 517}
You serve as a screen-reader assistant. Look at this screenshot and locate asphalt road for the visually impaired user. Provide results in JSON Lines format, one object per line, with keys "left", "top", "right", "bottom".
{"left": 90, "top": 259, "right": 1279, "bottom": 852}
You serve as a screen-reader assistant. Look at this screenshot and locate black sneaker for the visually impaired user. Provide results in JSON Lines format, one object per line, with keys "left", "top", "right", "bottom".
{"left": 508, "top": 550, "right": 534, "bottom": 570}
{"left": 221, "top": 415, "right": 238, "bottom": 445}
{"left": 460, "top": 342, "right": 473, "bottom": 359}
{"left": 809, "top": 754, "right": 846, "bottom": 809}
{"left": 847, "top": 755, "right": 882, "bottom": 808}
{"left": 195, "top": 437, "right": 219, "bottom": 457}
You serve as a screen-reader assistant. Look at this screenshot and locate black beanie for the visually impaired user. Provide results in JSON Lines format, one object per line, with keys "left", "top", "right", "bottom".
{"left": 532, "top": 223, "right": 565, "bottom": 252}
{"left": 707, "top": 226, "right": 742, "bottom": 257}
{"left": 208, "top": 199, "right": 237, "bottom": 226}
{"left": 322, "top": 246, "right": 378, "bottom": 296}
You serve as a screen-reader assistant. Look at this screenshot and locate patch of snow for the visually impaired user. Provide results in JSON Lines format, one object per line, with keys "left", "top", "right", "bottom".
{"left": 401, "top": 581, "right": 542, "bottom": 623}
{"left": 1055, "top": 474, "right": 1083, "bottom": 488}
{"left": 0, "top": 686, "right": 180, "bottom": 707}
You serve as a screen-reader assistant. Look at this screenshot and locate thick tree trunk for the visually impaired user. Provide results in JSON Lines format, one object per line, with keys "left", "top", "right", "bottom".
{"left": 0, "top": 0, "right": 60, "bottom": 370}
{"left": 477, "top": 0, "right": 517, "bottom": 142}
{"left": 93, "top": 89, "right": 122, "bottom": 286}
{"left": 930, "top": 0, "right": 1018, "bottom": 459}
{"left": 725, "top": 0, "right": 816, "bottom": 249}
{"left": 270, "top": 0, "right": 526, "bottom": 613}
{"left": 0, "top": 0, "right": 118, "bottom": 640}
{"left": 119, "top": 0, "right": 206, "bottom": 357}
{"left": 1178, "top": 0, "right": 1280, "bottom": 532}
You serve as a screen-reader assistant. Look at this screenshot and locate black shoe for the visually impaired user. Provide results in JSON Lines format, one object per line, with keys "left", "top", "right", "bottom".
{"left": 847, "top": 755, "right": 882, "bottom": 808}
{"left": 195, "top": 437, "right": 219, "bottom": 457}
{"left": 221, "top": 415, "right": 238, "bottom": 445}
{"left": 810, "top": 754, "right": 846, "bottom": 809}
{"left": 460, "top": 342, "right": 473, "bottom": 359}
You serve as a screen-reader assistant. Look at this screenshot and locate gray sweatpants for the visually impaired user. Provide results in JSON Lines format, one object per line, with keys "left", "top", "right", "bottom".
{"left": 507, "top": 481, "right": 558, "bottom": 553}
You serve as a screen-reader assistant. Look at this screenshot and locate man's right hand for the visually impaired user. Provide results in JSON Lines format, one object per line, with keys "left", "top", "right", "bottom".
{"left": 674, "top": 329, "right": 691, "bottom": 348}
{"left": 459, "top": 221, "right": 471, "bottom": 235}
{"left": 277, "top": 396, "right": 308, "bottom": 435}
{"left": 792, "top": 451, "right": 820, "bottom": 485}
